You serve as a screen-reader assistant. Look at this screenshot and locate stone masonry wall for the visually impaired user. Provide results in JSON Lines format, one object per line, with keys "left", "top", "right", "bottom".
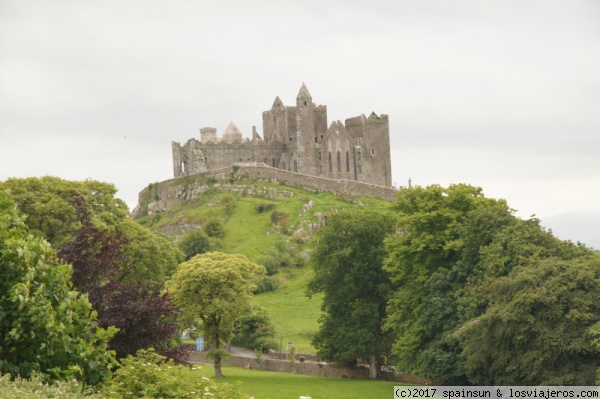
{"left": 133, "top": 163, "right": 397, "bottom": 217}
{"left": 234, "top": 164, "right": 397, "bottom": 202}
{"left": 187, "top": 351, "right": 434, "bottom": 385}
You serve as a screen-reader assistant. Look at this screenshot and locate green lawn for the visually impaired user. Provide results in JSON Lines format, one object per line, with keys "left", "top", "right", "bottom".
{"left": 197, "top": 365, "right": 408, "bottom": 399}
{"left": 253, "top": 266, "right": 322, "bottom": 353}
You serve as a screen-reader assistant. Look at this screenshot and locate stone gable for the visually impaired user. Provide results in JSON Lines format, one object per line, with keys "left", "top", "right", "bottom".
{"left": 171, "top": 83, "right": 392, "bottom": 187}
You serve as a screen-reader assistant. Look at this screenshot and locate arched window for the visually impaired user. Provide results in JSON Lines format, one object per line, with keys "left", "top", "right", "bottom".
{"left": 337, "top": 151, "right": 341, "bottom": 172}
{"left": 346, "top": 151, "right": 350, "bottom": 172}
{"left": 328, "top": 152, "right": 332, "bottom": 172}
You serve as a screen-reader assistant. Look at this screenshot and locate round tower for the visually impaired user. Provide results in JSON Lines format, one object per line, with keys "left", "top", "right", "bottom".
{"left": 295, "top": 82, "right": 317, "bottom": 175}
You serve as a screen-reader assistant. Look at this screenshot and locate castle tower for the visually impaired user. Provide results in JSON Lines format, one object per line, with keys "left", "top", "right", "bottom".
{"left": 295, "top": 83, "right": 317, "bottom": 175}
{"left": 200, "top": 127, "right": 217, "bottom": 144}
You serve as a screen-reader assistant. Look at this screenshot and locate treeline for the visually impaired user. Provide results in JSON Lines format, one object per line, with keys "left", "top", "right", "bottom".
{"left": 308, "top": 184, "right": 600, "bottom": 385}
{"left": 2, "top": 176, "right": 599, "bottom": 389}
{"left": 0, "top": 177, "right": 249, "bottom": 397}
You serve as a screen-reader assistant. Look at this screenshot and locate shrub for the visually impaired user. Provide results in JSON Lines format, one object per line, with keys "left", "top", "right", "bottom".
{"left": 255, "top": 202, "right": 277, "bottom": 213}
{"left": 203, "top": 219, "right": 225, "bottom": 238}
{"left": 270, "top": 210, "right": 289, "bottom": 232}
{"left": 259, "top": 238, "right": 306, "bottom": 275}
{"left": 178, "top": 229, "right": 211, "bottom": 260}
{"left": 220, "top": 195, "right": 236, "bottom": 216}
{"left": 270, "top": 210, "right": 288, "bottom": 225}
{"left": 254, "top": 276, "right": 278, "bottom": 294}
{"left": 0, "top": 373, "right": 105, "bottom": 399}
{"left": 102, "top": 349, "right": 248, "bottom": 399}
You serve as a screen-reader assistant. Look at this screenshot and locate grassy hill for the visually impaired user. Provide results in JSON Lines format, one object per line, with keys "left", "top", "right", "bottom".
{"left": 134, "top": 177, "right": 394, "bottom": 353}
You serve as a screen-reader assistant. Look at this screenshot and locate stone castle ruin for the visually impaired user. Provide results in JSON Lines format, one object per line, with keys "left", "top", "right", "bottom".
{"left": 172, "top": 83, "right": 392, "bottom": 187}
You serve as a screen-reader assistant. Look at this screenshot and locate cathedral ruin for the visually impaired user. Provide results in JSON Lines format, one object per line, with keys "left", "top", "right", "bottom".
{"left": 172, "top": 83, "right": 392, "bottom": 187}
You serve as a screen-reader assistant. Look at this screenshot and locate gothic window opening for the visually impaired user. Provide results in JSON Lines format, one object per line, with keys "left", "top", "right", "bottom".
{"left": 337, "top": 151, "right": 341, "bottom": 172}
{"left": 346, "top": 151, "right": 350, "bottom": 172}
{"left": 328, "top": 152, "right": 332, "bottom": 172}
{"left": 294, "top": 160, "right": 297, "bottom": 172}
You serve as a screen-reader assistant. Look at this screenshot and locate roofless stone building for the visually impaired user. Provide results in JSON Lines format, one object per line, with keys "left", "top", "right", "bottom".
{"left": 172, "top": 83, "right": 392, "bottom": 187}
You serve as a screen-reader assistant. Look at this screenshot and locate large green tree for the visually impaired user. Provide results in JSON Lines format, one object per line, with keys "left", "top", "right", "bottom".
{"left": 118, "top": 219, "right": 182, "bottom": 283}
{"left": 384, "top": 183, "right": 597, "bottom": 384}
{"left": 458, "top": 256, "right": 600, "bottom": 385}
{"left": 0, "top": 177, "right": 128, "bottom": 245}
{"left": 384, "top": 184, "right": 505, "bottom": 379}
{"left": 0, "top": 192, "right": 116, "bottom": 384}
{"left": 307, "top": 209, "right": 396, "bottom": 379}
{"left": 0, "top": 176, "right": 182, "bottom": 284}
{"left": 166, "top": 252, "right": 266, "bottom": 377}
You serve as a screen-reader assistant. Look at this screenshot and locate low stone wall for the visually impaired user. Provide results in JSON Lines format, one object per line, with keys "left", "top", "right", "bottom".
{"left": 188, "top": 351, "right": 434, "bottom": 385}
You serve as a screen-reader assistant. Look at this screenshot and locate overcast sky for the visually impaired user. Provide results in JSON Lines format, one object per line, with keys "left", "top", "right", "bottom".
{"left": 1, "top": 0, "right": 599, "bottom": 221}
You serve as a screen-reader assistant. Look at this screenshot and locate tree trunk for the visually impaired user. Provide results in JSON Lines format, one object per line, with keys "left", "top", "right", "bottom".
{"left": 369, "top": 355, "right": 379, "bottom": 380}
{"left": 214, "top": 357, "right": 223, "bottom": 378}
{"left": 213, "top": 337, "right": 223, "bottom": 378}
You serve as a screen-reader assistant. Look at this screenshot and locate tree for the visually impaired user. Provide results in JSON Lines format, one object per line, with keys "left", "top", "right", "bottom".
{"left": 231, "top": 305, "right": 277, "bottom": 351}
{"left": 119, "top": 219, "right": 183, "bottom": 282}
{"left": 0, "top": 176, "right": 181, "bottom": 283}
{"left": 166, "top": 252, "right": 266, "bottom": 377}
{"left": 384, "top": 183, "right": 597, "bottom": 384}
{"left": 0, "top": 177, "right": 128, "bottom": 246}
{"left": 58, "top": 194, "right": 184, "bottom": 362}
{"left": 307, "top": 209, "right": 396, "bottom": 379}
{"left": 457, "top": 256, "right": 600, "bottom": 385}
{"left": 178, "top": 229, "right": 211, "bottom": 261}
{"left": 384, "top": 184, "right": 505, "bottom": 379}
{"left": 0, "top": 192, "right": 116, "bottom": 384}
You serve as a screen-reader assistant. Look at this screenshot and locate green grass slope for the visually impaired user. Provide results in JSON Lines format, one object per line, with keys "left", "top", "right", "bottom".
{"left": 135, "top": 177, "right": 394, "bottom": 353}
{"left": 253, "top": 266, "right": 323, "bottom": 353}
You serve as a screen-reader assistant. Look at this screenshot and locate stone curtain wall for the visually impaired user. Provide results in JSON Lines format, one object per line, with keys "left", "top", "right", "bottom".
{"left": 132, "top": 164, "right": 397, "bottom": 217}
{"left": 234, "top": 164, "right": 396, "bottom": 202}
{"left": 187, "top": 351, "right": 434, "bottom": 384}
